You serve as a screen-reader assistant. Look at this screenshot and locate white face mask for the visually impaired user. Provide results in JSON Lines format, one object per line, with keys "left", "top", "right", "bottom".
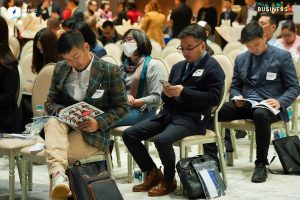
{"left": 123, "top": 42, "right": 138, "bottom": 57}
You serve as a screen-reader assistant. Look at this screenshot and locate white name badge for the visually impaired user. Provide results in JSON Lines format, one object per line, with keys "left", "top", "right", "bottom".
{"left": 91, "top": 89, "right": 104, "bottom": 99}
{"left": 266, "top": 72, "right": 277, "bottom": 80}
{"left": 192, "top": 69, "right": 204, "bottom": 77}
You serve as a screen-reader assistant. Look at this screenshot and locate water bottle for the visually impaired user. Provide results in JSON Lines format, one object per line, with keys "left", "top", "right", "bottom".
{"left": 30, "top": 105, "right": 45, "bottom": 139}
{"left": 279, "top": 128, "right": 286, "bottom": 138}
{"left": 287, "top": 106, "right": 293, "bottom": 121}
{"left": 35, "top": 105, "right": 44, "bottom": 117}
{"left": 133, "top": 167, "right": 143, "bottom": 185}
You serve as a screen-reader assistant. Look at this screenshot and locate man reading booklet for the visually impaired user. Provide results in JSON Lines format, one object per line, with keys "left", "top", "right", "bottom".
{"left": 231, "top": 96, "right": 280, "bottom": 115}
{"left": 216, "top": 22, "right": 300, "bottom": 184}
{"left": 43, "top": 30, "right": 128, "bottom": 199}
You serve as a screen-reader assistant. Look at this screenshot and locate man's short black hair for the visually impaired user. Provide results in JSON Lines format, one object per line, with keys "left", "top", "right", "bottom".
{"left": 178, "top": 24, "right": 207, "bottom": 42}
{"left": 241, "top": 21, "right": 264, "bottom": 43}
{"left": 260, "top": 12, "right": 279, "bottom": 31}
{"left": 102, "top": 20, "right": 115, "bottom": 29}
{"left": 68, "top": 0, "right": 79, "bottom": 6}
{"left": 58, "top": 30, "right": 85, "bottom": 55}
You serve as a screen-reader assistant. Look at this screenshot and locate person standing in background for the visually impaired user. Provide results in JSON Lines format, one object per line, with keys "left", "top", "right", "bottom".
{"left": 197, "top": 0, "right": 217, "bottom": 36}
{"left": 141, "top": 1, "right": 165, "bottom": 47}
{"left": 169, "top": 0, "right": 192, "bottom": 38}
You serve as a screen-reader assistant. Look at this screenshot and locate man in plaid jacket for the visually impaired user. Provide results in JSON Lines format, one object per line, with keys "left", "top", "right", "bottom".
{"left": 44, "top": 30, "right": 128, "bottom": 199}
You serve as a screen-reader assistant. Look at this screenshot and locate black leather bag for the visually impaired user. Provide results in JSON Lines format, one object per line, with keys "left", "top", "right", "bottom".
{"left": 66, "top": 160, "right": 123, "bottom": 200}
{"left": 272, "top": 136, "right": 300, "bottom": 174}
{"left": 176, "top": 155, "right": 214, "bottom": 199}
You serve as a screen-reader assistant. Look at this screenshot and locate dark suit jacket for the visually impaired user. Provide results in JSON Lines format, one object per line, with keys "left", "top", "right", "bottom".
{"left": 231, "top": 45, "right": 300, "bottom": 121}
{"left": 0, "top": 64, "right": 22, "bottom": 132}
{"left": 45, "top": 56, "right": 128, "bottom": 152}
{"left": 197, "top": 7, "right": 217, "bottom": 34}
{"left": 154, "top": 54, "right": 225, "bottom": 134}
{"left": 36, "top": 2, "right": 61, "bottom": 20}
{"left": 219, "top": 10, "right": 238, "bottom": 25}
{"left": 170, "top": 3, "right": 193, "bottom": 38}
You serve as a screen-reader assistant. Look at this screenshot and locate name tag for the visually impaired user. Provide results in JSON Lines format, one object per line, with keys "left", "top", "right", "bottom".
{"left": 91, "top": 89, "right": 104, "bottom": 99}
{"left": 192, "top": 69, "right": 204, "bottom": 77}
{"left": 266, "top": 72, "right": 277, "bottom": 80}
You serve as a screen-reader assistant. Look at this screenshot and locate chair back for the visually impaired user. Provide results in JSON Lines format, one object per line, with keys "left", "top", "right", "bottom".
{"left": 164, "top": 52, "right": 185, "bottom": 70}
{"left": 166, "top": 38, "right": 181, "bottom": 48}
{"left": 19, "top": 53, "right": 36, "bottom": 93}
{"left": 101, "top": 54, "right": 121, "bottom": 66}
{"left": 223, "top": 41, "right": 243, "bottom": 54}
{"left": 295, "top": 57, "right": 300, "bottom": 81}
{"left": 212, "top": 53, "right": 234, "bottom": 113}
{"left": 161, "top": 46, "right": 179, "bottom": 59}
{"left": 20, "top": 40, "right": 33, "bottom": 60}
{"left": 150, "top": 39, "right": 162, "bottom": 58}
{"left": 31, "top": 63, "right": 55, "bottom": 117}
{"left": 104, "top": 43, "right": 123, "bottom": 60}
{"left": 207, "top": 41, "right": 223, "bottom": 54}
{"left": 228, "top": 49, "right": 243, "bottom": 63}
{"left": 17, "top": 65, "right": 24, "bottom": 107}
{"left": 9, "top": 36, "right": 20, "bottom": 58}
{"left": 152, "top": 58, "right": 170, "bottom": 81}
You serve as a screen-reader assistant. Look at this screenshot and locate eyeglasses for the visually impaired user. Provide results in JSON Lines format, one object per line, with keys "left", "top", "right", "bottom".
{"left": 177, "top": 42, "right": 202, "bottom": 53}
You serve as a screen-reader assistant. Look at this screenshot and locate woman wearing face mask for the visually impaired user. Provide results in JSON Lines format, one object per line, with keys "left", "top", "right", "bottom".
{"left": 114, "top": 29, "right": 162, "bottom": 127}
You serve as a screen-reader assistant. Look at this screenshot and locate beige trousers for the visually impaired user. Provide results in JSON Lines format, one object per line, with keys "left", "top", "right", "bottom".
{"left": 44, "top": 118, "right": 99, "bottom": 175}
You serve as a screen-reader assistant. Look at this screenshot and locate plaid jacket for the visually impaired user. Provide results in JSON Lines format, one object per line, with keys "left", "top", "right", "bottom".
{"left": 45, "top": 56, "right": 128, "bottom": 152}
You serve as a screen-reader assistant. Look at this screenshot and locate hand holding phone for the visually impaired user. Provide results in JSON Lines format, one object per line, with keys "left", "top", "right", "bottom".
{"left": 160, "top": 80, "right": 171, "bottom": 87}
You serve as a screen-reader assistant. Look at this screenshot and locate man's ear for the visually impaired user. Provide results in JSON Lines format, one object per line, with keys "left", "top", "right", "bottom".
{"left": 84, "top": 42, "right": 90, "bottom": 51}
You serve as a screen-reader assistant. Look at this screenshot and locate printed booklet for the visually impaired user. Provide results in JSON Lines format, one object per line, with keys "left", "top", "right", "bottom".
{"left": 231, "top": 96, "right": 280, "bottom": 115}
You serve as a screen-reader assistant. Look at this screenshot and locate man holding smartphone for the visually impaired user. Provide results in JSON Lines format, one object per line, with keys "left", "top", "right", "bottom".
{"left": 123, "top": 24, "right": 225, "bottom": 196}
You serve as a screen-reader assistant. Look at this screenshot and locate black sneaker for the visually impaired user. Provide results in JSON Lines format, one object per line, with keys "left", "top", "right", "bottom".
{"left": 251, "top": 162, "right": 268, "bottom": 183}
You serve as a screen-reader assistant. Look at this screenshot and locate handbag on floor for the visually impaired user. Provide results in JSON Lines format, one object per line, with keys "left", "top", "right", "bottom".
{"left": 66, "top": 160, "right": 123, "bottom": 200}
{"left": 271, "top": 135, "right": 300, "bottom": 174}
{"left": 176, "top": 155, "right": 225, "bottom": 199}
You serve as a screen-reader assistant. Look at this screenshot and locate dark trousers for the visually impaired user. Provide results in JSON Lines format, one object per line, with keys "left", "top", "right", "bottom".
{"left": 123, "top": 114, "right": 197, "bottom": 181}
{"left": 219, "top": 101, "right": 281, "bottom": 164}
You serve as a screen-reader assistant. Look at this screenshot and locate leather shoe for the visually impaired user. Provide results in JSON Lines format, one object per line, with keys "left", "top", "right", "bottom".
{"left": 251, "top": 162, "right": 267, "bottom": 183}
{"left": 148, "top": 179, "right": 177, "bottom": 196}
{"left": 132, "top": 167, "right": 163, "bottom": 192}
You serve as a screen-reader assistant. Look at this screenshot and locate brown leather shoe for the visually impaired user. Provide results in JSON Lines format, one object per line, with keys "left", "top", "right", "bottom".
{"left": 132, "top": 168, "right": 163, "bottom": 192}
{"left": 148, "top": 179, "right": 177, "bottom": 196}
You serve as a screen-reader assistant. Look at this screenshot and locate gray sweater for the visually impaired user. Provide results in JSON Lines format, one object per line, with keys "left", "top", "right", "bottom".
{"left": 124, "top": 59, "right": 162, "bottom": 109}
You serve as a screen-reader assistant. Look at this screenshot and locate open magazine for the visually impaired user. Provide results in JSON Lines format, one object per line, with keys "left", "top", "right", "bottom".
{"left": 231, "top": 96, "right": 280, "bottom": 115}
{"left": 58, "top": 101, "right": 104, "bottom": 128}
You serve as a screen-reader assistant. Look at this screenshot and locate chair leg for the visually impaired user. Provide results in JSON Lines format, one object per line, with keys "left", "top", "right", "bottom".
{"left": 230, "top": 129, "right": 238, "bottom": 159}
{"left": 9, "top": 150, "right": 15, "bottom": 200}
{"left": 114, "top": 136, "right": 121, "bottom": 167}
{"left": 291, "top": 103, "right": 298, "bottom": 132}
{"left": 16, "top": 156, "right": 22, "bottom": 185}
{"left": 127, "top": 151, "right": 133, "bottom": 183}
{"left": 216, "top": 138, "right": 227, "bottom": 187}
{"left": 21, "top": 159, "right": 29, "bottom": 200}
{"left": 28, "top": 162, "right": 33, "bottom": 191}
{"left": 249, "top": 131, "right": 255, "bottom": 162}
{"left": 105, "top": 150, "right": 113, "bottom": 179}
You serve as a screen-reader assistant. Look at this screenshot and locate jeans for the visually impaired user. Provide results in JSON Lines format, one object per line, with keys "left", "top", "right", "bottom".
{"left": 113, "top": 107, "right": 156, "bottom": 127}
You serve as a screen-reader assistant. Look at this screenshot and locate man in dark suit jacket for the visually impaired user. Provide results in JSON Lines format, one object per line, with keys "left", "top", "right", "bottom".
{"left": 219, "top": 0, "right": 238, "bottom": 25}
{"left": 219, "top": 22, "right": 300, "bottom": 183}
{"left": 44, "top": 31, "right": 128, "bottom": 199}
{"left": 170, "top": 0, "right": 193, "bottom": 38}
{"left": 123, "top": 24, "right": 225, "bottom": 196}
{"left": 36, "top": 0, "right": 61, "bottom": 20}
